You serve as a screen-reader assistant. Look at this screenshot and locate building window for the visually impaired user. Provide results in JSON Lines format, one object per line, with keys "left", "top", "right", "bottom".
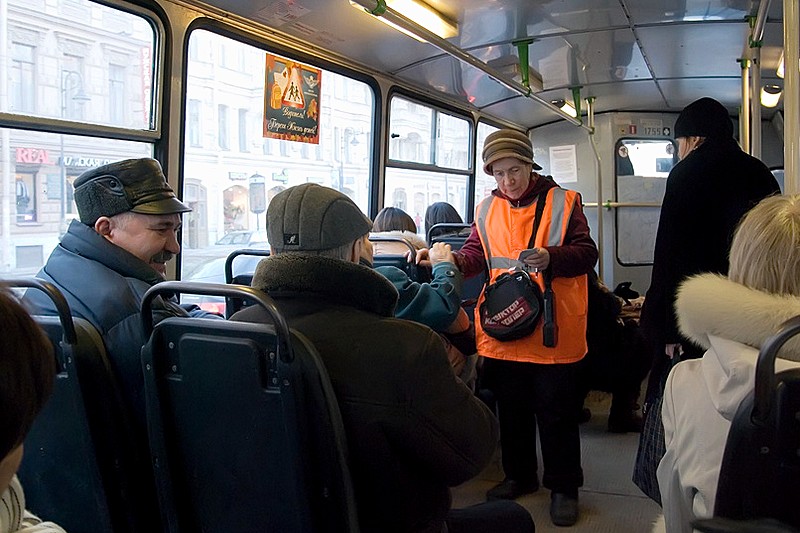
{"left": 218, "top": 104, "right": 229, "bottom": 150}
{"left": 109, "top": 64, "right": 125, "bottom": 124}
{"left": 11, "top": 43, "right": 35, "bottom": 113}
{"left": 61, "top": 55, "right": 87, "bottom": 120}
{"left": 238, "top": 108, "right": 248, "bottom": 152}
{"left": 188, "top": 100, "right": 201, "bottom": 147}
{"left": 16, "top": 173, "right": 36, "bottom": 223}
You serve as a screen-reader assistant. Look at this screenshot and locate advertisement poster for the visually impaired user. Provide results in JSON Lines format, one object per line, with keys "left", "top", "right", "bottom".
{"left": 263, "top": 53, "right": 321, "bottom": 144}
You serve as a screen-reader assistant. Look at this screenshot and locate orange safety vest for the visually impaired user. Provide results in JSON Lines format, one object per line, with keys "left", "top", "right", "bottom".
{"left": 474, "top": 187, "right": 588, "bottom": 364}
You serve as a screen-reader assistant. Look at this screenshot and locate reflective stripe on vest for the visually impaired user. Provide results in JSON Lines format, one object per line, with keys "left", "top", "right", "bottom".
{"left": 476, "top": 188, "right": 571, "bottom": 271}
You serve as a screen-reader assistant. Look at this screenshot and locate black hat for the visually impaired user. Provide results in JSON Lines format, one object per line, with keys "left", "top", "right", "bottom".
{"left": 674, "top": 97, "right": 734, "bottom": 139}
{"left": 73, "top": 158, "right": 191, "bottom": 226}
{"left": 267, "top": 183, "right": 372, "bottom": 253}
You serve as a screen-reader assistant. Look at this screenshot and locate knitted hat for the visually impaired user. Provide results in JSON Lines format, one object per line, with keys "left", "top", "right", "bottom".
{"left": 267, "top": 183, "right": 372, "bottom": 253}
{"left": 482, "top": 129, "right": 542, "bottom": 175}
{"left": 73, "top": 158, "right": 190, "bottom": 226}
{"left": 674, "top": 97, "right": 734, "bottom": 139}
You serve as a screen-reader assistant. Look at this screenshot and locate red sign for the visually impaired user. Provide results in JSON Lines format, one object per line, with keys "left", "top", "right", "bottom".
{"left": 15, "top": 148, "right": 50, "bottom": 164}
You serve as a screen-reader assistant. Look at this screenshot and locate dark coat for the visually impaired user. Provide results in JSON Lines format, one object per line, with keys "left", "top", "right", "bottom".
{"left": 640, "top": 137, "right": 780, "bottom": 397}
{"left": 232, "top": 254, "right": 498, "bottom": 533}
{"left": 23, "top": 219, "right": 193, "bottom": 428}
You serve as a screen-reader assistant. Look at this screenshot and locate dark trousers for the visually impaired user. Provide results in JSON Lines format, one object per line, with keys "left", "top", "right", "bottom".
{"left": 446, "top": 501, "right": 535, "bottom": 533}
{"left": 484, "top": 358, "right": 584, "bottom": 494}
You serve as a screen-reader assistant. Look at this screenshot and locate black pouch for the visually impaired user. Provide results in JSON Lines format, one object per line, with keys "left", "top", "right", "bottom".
{"left": 479, "top": 269, "right": 543, "bottom": 342}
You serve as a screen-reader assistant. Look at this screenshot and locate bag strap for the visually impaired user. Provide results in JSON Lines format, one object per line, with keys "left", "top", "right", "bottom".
{"left": 528, "top": 190, "right": 549, "bottom": 250}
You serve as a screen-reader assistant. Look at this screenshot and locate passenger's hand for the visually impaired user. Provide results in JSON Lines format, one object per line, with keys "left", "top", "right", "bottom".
{"left": 428, "top": 242, "right": 454, "bottom": 266}
{"left": 521, "top": 247, "right": 550, "bottom": 272}
{"left": 665, "top": 343, "right": 683, "bottom": 359}
{"left": 414, "top": 247, "right": 432, "bottom": 268}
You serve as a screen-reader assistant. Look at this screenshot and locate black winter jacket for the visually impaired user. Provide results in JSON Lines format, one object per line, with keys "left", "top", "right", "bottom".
{"left": 232, "top": 254, "right": 499, "bottom": 533}
{"left": 23, "top": 220, "right": 193, "bottom": 428}
{"left": 640, "top": 137, "right": 780, "bottom": 397}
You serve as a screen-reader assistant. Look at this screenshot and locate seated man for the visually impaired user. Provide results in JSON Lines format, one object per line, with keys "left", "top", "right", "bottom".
{"left": 0, "top": 287, "right": 65, "bottom": 533}
{"left": 232, "top": 184, "right": 533, "bottom": 533}
{"left": 23, "top": 158, "right": 216, "bottom": 428}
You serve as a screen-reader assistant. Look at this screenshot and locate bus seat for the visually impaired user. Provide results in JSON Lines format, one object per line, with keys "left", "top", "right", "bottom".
{"left": 427, "top": 223, "right": 471, "bottom": 248}
{"left": 223, "top": 248, "right": 271, "bottom": 317}
{"left": 12, "top": 278, "right": 158, "bottom": 533}
{"left": 369, "top": 235, "right": 429, "bottom": 282}
{"left": 713, "top": 315, "right": 800, "bottom": 528}
{"left": 141, "top": 282, "right": 359, "bottom": 533}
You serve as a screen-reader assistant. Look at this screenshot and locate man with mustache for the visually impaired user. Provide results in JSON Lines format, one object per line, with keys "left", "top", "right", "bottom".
{"left": 24, "top": 158, "right": 214, "bottom": 429}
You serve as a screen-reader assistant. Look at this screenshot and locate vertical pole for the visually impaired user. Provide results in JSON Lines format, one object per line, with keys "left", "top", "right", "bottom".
{"left": 586, "top": 96, "right": 603, "bottom": 281}
{"left": 740, "top": 58, "right": 751, "bottom": 153}
{"left": 785, "top": 0, "right": 800, "bottom": 193}
{"left": 0, "top": 0, "right": 12, "bottom": 272}
{"left": 751, "top": 46, "right": 762, "bottom": 158}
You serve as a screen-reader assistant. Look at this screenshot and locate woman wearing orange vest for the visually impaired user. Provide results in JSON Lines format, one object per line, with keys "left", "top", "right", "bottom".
{"left": 426, "top": 129, "right": 597, "bottom": 527}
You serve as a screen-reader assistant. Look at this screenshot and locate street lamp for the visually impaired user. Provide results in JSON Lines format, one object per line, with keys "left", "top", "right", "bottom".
{"left": 338, "top": 128, "right": 362, "bottom": 192}
{"left": 59, "top": 70, "right": 90, "bottom": 227}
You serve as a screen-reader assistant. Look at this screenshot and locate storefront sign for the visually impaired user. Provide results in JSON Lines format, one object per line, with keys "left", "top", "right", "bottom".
{"left": 60, "top": 156, "right": 114, "bottom": 168}
{"left": 263, "top": 53, "right": 321, "bottom": 144}
{"left": 16, "top": 148, "right": 51, "bottom": 164}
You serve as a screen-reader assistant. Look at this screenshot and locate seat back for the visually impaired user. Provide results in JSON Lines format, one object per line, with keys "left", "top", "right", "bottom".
{"left": 369, "top": 235, "right": 428, "bottom": 282}
{"left": 427, "top": 223, "right": 470, "bottom": 248}
{"left": 223, "top": 248, "right": 271, "bottom": 317}
{"left": 13, "top": 279, "right": 155, "bottom": 533}
{"left": 714, "top": 315, "right": 800, "bottom": 527}
{"left": 141, "top": 281, "right": 359, "bottom": 533}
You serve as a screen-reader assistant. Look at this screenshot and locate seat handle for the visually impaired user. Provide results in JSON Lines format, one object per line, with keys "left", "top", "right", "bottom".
{"left": 141, "top": 281, "right": 294, "bottom": 362}
{"left": 224, "top": 248, "right": 270, "bottom": 285}
{"left": 753, "top": 314, "right": 800, "bottom": 426}
{"left": 4, "top": 278, "right": 77, "bottom": 344}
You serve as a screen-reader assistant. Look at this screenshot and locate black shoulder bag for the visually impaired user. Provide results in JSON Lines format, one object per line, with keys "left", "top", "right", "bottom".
{"left": 479, "top": 191, "right": 557, "bottom": 346}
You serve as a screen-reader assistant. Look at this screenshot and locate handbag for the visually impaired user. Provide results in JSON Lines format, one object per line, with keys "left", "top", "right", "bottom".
{"left": 479, "top": 268, "right": 543, "bottom": 341}
{"left": 479, "top": 191, "right": 556, "bottom": 344}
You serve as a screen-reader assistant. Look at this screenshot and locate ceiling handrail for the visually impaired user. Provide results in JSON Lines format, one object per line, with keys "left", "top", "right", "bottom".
{"left": 350, "top": 0, "right": 592, "bottom": 132}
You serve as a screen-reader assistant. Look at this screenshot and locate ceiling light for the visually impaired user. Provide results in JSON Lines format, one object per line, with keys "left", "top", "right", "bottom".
{"left": 551, "top": 99, "right": 577, "bottom": 118}
{"left": 349, "top": 0, "right": 458, "bottom": 42}
{"left": 778, "top": 52, "right": 784, "bottom": 78}
{"left": 760, "top": 85, "right": 782, "bottom": 108}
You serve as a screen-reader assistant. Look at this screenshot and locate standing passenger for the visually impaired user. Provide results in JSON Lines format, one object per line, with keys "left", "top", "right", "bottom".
{"left": 419, "top": 129, "right": 598, "bottom": 527}
{"left": 232, "top": 183, "right": 534, "bottom": 533}
{"left": 634, "top": 98, "right": 780, "bottom": 502}
{"left": 0, "top": 287, "right": 65, "bottom": 532}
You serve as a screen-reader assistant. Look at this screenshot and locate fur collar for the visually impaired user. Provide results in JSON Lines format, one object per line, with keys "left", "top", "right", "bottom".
{"left": 676, "top": 274, "right": 800, "bottom": 361}
{"left": 250, "top": 253, "right": 399, "bottom": 317}
{"left": 370, "top": 230, "right": 427, "bottom": 250}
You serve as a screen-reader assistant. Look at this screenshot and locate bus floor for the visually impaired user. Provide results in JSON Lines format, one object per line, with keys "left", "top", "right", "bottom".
{"left": 451, "top": 391, "right": 663, "bottom": 532}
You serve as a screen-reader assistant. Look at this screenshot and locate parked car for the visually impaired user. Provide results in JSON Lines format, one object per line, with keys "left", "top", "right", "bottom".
{"left": 181, "top": 253, "right": 266, "bottom": 315}
{"left": 215, "top": 230, "right": 269, "bottom": 247}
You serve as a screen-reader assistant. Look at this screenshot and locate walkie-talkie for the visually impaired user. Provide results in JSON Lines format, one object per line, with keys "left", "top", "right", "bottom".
{"left": 542, "top": 270, "right": 557, "bottom": 347}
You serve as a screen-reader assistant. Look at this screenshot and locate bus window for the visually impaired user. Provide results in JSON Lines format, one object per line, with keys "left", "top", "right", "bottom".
{"left": 473, "top": 122, "right": 500, "bottom": 211}
{"left": 180, "top": 29, "right": 376, "bottom": 279}
{"left": 386, "top": 95, "right": 472, "bottom": 231}
{"left": 0, "top": 1, "right": 159, "bottom": 277}
{"left": 614, "top": 138, "right": 677, "bottom": 265}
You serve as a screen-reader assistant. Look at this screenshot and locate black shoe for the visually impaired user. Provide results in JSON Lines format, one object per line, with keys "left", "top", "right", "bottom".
{"left": 550, "top": 492, "right": 579, "bottom": 526}
{"left": 608, "top": 413, "right": 643, "bottom": 433}
{"left": 486, "top": 478, "right": 539, "bottom": 500}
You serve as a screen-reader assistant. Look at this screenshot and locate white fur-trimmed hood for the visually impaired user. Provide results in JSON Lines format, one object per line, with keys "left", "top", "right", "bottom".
{"left": 676, "top": 273, "right": 800, "bottom": 361}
